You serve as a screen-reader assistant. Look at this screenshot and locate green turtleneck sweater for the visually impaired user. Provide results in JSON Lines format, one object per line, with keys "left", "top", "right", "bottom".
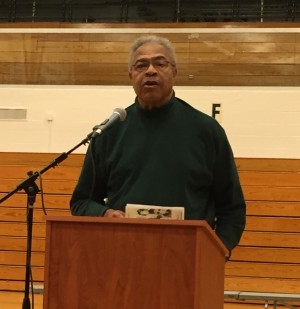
{"left": 70, "top": 96, "right": 246, "bottom": 251}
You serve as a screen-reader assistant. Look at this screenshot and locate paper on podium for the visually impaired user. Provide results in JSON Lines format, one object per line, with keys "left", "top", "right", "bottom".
{"left": 125, "top": 204, "right": 184, "bottom": 220}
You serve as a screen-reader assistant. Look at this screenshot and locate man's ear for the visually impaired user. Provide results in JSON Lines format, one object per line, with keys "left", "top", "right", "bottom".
{"left": 128, "top": 70, "right": 132, "bottom": 80}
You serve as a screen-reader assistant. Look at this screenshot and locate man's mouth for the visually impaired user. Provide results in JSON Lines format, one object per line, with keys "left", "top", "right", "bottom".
{"left": 144, "top": 80, "right": 158, "bottom": 86}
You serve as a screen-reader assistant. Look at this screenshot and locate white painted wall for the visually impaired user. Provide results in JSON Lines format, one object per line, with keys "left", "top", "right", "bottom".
{"left": 0, "top": 85, "right": 299, "bottom": 158}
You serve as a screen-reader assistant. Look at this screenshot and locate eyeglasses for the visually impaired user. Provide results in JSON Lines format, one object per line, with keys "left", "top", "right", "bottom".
{"left": 131, "top": 58, "right": 174, "bottom": 73}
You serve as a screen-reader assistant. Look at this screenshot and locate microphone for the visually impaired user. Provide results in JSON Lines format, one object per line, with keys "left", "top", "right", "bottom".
{"left": 91, "top": 108, "right": 127, "bottom": 138}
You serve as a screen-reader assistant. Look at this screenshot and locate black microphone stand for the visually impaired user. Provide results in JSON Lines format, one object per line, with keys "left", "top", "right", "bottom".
{"left": 0, "top": 131, "right": 94, "bottom": 309}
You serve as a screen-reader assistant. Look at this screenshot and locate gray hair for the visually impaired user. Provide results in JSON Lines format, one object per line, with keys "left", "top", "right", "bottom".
{"left": 128, "top": 35, "right": 177, "bottom": 70}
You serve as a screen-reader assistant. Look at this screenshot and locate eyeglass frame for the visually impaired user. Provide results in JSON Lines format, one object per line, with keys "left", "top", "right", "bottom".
{"left": 130, "top": 56, "right": 176, "bottom": 73}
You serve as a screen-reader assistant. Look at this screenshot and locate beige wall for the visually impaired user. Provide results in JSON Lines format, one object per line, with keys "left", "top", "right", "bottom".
{"left": 0, "top": 84, "right": 299, "bottom": 158}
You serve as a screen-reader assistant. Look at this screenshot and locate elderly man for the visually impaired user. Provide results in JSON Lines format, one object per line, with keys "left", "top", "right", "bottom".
{"left": 70, "top": 35, "right": 246, "bottom": 253}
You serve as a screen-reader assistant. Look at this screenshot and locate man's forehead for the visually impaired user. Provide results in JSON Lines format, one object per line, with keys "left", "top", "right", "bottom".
{"left": 134, "top": 55, "right": 167, "bottom": 62}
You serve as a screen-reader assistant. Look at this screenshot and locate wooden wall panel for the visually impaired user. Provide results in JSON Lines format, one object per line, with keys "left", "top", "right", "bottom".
{"left": 0, "top": 22, "right": 300, "bottom": 86}
{"left": 231, "top": 247, "right": 300, "bottom": 263}
{"left": 240, "top": 231, "right": 300, "bottom": 248}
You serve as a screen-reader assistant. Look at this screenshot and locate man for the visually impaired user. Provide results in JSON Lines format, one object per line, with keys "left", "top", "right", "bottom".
{"left": 70, "top": 35, "right": 246, "bottom": 253}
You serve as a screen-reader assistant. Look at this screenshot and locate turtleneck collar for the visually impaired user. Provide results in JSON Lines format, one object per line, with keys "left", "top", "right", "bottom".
{"left": 135, "top": 92, "right": 176, "bottom": 118}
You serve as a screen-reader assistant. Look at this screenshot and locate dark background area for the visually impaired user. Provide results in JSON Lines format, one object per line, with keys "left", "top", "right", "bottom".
{"left": 0, "top": 0, "right": 299, "bottom": 23}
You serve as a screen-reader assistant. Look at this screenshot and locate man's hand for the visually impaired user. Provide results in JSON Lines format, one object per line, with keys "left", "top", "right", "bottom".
{"left": 104, "top": 209, "right": 125, "bottom": 218}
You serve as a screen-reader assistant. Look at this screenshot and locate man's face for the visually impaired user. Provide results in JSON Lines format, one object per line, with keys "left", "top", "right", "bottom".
{"left": 129, "top": 42, "right": 177, "bottom": 109}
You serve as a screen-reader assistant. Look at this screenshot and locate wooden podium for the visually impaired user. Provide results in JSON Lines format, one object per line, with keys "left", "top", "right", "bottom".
{"left": 43, "top": 216, "right": 228, "bottom": 309}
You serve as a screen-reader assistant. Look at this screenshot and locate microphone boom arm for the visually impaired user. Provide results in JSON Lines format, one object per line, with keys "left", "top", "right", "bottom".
{"left": 0, "top": 132, "right": 91, "bottom": 204}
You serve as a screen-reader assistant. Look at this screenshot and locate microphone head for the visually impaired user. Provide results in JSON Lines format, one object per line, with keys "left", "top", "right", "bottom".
{"left": 114, "top": 108, "right": 127, "bottom": 122}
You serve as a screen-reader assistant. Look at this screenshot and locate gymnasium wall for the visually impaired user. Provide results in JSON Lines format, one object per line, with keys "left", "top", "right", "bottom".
{"left": 0, "top": 24, "right": 299, "bottom": 159}
{"left": 0, "top": 85, "right": 299, "bottom": 158}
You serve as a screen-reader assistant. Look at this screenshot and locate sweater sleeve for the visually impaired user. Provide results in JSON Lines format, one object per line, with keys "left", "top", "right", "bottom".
{"left": 213, "top": 126, "right": 246, "bottom": 251}
{"left": 70, "top": 142, "right": 109, "bottom": 216}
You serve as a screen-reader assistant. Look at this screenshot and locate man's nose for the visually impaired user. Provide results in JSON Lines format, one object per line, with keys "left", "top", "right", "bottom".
{"left": 145, "top": 63, "right": 157, "bottom": 74}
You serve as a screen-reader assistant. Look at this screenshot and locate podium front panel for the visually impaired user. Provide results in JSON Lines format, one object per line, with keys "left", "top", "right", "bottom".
{"left": 43, "top": 217, "right": 226, "bottom": 309}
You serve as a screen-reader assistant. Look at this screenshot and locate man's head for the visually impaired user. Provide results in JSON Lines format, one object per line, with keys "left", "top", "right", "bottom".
{"left": 128, "top": 35, "right": 177, "bottom": 109}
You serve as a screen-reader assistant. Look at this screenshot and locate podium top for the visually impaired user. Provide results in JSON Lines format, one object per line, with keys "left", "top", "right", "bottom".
{"left": 45, "top": 216, "right": 229, "bottom": 256}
